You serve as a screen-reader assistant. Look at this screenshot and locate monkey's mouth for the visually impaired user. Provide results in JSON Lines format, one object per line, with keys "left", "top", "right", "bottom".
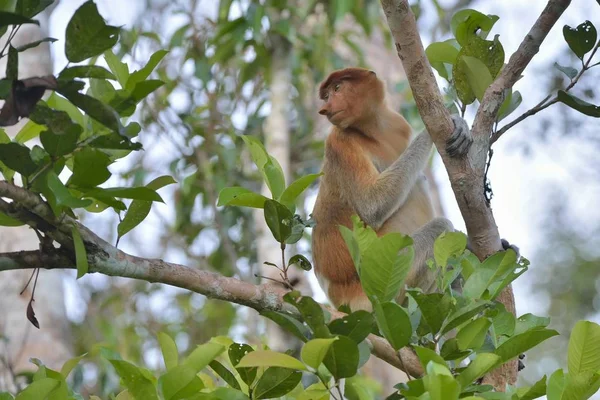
{"left": 328, "top": 110, "right": 343, "bottom": 120}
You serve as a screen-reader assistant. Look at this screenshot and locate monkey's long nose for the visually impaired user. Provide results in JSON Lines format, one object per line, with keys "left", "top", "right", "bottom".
{"left": 318, "top": 108, "right": 328, "bottom": 115}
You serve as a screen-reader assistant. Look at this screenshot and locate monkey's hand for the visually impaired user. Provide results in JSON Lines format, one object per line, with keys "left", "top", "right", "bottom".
{"left": 446, "top": 114, "right": 473, "bottom": 157}
{"left": 501, "top": 238, "right": 520, "bottom": 260}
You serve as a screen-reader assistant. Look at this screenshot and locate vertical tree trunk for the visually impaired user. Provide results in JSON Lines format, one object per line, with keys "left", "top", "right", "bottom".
{"left": 0, "top": 8, "right": 72, "bottom": 392}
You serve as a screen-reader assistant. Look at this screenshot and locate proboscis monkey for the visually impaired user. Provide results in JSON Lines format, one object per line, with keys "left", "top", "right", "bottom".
{"left": 311, "top": 67, "right": 473, "bottom": 311}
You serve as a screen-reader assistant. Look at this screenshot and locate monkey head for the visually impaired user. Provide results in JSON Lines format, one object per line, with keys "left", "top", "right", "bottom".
{"left": 318, "top": 67, "right": 385, "bottom": 129}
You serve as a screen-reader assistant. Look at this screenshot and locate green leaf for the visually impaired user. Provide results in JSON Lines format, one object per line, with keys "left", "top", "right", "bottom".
{"left": 434, "top": 231, "right": 467, "bottom": 267}
{"left": 57, "top": 85, "right": 124, "bottom": 134}
{"left": 361, "top": 232, "right": 413, "bottom": 302}
{"left": 328, "top": 310, "right": 374, "bottom": 344}
{"left": 0, "top": 11, "right": 38, "bottom": 30}
{"left": 14, "top": 378, "right": 58, "bottom": 400}
{"left": 323, "top": 335, "right": 359, "bottom": 379}
{"left": 554, "top": 62, "right": 578, "bottom": 79}
{"left": 563, "top": 21, "right": 597, "bottom": 59}
{"left": 14, "top": 120, "right": 44, "bottom": 144}
{"left": 372, "top": 300, "right": 412, "bottom": 351}
{"left": 237, "top": 350, "right": 307, "bottom": 370}
{"left": 547, "top": 369, "right": 565, "bottom": 400}
{"left": 516, "top": 375, "right": 547, "bottom": 400}
{"left": 68, "top": 148, "right": 111, "bottom": 188}
{"left": 302, "top": 338, "right": 338, "bottom": 369}
{"left": 408, "top": 291, "right": 453, "bottom": 335}
{"left": 284, "top": 293, "right": 331, "bottom": 338}
{"left": 563, "top": 370, "right": 600, "bottom": 400}
{"left": 259, "top": 311, "right": 310, "bottom": 342}
{"left": 117, "top": 175, "right": 176, "bottom": 238}
{"left": 263, "top": 199, "right": 293, "bottom": 243}
{"left": 426, "top": 39, "right": 460, "bottom": 80}
{"left": 109, "top": 360, "right": 158, "bottom": 400}
{"left": 241, "top": 135, "right": 285, "bottom": 199}
{"left": 126, "top": 50, "right": 168, "bottom": 92}
{"left": 47, "top": 170, "right": 93, "bottom": 209}
{"left": 457, "top": 353, "right": 501, "bottom": 387}
{"left": 423, "top": 362, "right": 460, "bottom": 400}
{"left": 514, "top": 313, "right": 550, "bottom": 335}
{"left": 60, "top": 354, "right": 86, "bottom": 378}
{"left": 0, "top": 211, "right": 24, "bottom": 226}
{"left": 228, "top": 343, "right": 257, "bottom": 387}
{"left": 209, "top": 360, "right": 240, "bottom": 390}
{"left": 497, "top": 89, "right": 523, "bottom": 122}
{"left": 288, "top": 254, "right": 311, "bottom": 271}
{"left": 40, "top": 128, "right": 78, "bottom": 157}
{"left": 72, "top": 226, "right": 89, "bottom": 278}
{"left": 451, "top": 9, "right": 499, "bottom": 46}
{"left": 183, "top": 342, "right": 225, "bottom": 371}
{"left": 414, "top": 346, "right": 447, "bottom": 370}
{"left": 15, "top": 37, "right": 57, "bottom": 52}
{"left": 339, "top": 225, "right": 361, "bottom": 272}
{"left": 278, "top": 173, "right": 323, "bottom": 210}
{"left": 568, "top": 320, "right": 600, "bottom": 375}
{"left": 217, "top": 186, "right": 268, "bottom": 208}
{"left": 104, "top": 50, "right": 130, "bottom": 87}
{"left": 557, "top": 90, "right": 600, "bottom": 117}
{"left": 456, "top": 317, "right": 492, "bottom": 350}
{"left": 253, "top": 367, "right": 302, "bottom": 399}
{"left": 492, "top": 309, "right": 517, "bottom": 338}
{"left": 441, "top": 299, "right": 490, "bottom": 335}
{"left": 158, "top": 332, "right": 178, "bottom": 371}
{"left": 84, "top": 187, "right": 164, "bottom": 202}
{"left": 15, "top": 0, "right": 54, "bottom": 18}
{"left": 495, "top": 328, "right": 559, "bottom": 362}
{"left": 458, "top": 55, "right": 493, "bottom": 101}
{"left": 0, "top": 142, "right": 37, "bottom": 176}
{"left": 65, "top": 1, "right": 119, "bottom": 62}
{"left": 58, "top": 66, "right": 116, "bottom": 81}
{"left": 159, "top": 365, "right": 204, "bottom": 400}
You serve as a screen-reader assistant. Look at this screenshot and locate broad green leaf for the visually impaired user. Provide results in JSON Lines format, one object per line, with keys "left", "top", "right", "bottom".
{"left": 46, "top": 92, "right": 84, "bottom": 126}
{"left": 288, "top": 254, "right": 311, "bottom": 271}
{"left": 563, "top": 370, "right": 600, "bottom": 400}
{"left": 263, "top": 199, "right": 293, "bottom": 243}
{"left": 104, "top": 50, "right": 130, "bottom": 87}
{"left": 456, "top": 317, "right": 492, "bottom": 350}
{"left": 563, "top": 21, "right": 597, "bottom": 59}
{"left": 228, "top": 343, "right": 257, "bottom": 386}
{"left": 516, "top": 375, "right": 547, "bottom": 400}
{"left": 547, "top": 369, "right": 565, "bottom": 400}
{"left": 39, "top": 129, "right": 78, "bottom": 157}
{"left": 372, "top": 300, "right": 412, "bottom": 351}
{"left": 259, "top": 311, "right": 310, "bottom": 342}
{"left": 457, "top": 353, "right": 501, "bottom": 387}
{"left": 514, "top": 313, "right": 550, "bottom": 336}
{"left": 0, "top": 393, "right": 14, "bottom": 400}
{"left": 15, "top": 37, "right": 56, "bottom": 52}
{"left": 497, "top": 89, "right": 523, "bottom": 122}
{"left": 241, "top": 135, "right": 285, "bottom": 198}
{"left": 14, "top": 378, "right": 58, "bottom": 400}
{"left": 495, "top": 328, "right": 559, "bottom": 362}
{"left": 408, "top": 291, "right": 453, "bottom": 335}
{"left": 323, "top": 335, "right": 359, "bottom": 379}
{"left": 278, "top": 173, "right": 323, "bottom": 210}
{"left": 83, "top": 187, "right": 164, "bottom": 202}
{"left": 558, "top": 90, "right": 600, "bottom": 117}
{"left": 126, "top": 50, "right": 168, "bottom": 91}
{"left": 65, "top": 1, "right": 119, "bottom": 62}
{"left": 426, "top": 39, "right": 460, "bottom": 79}
{"left": 458, "top": 55, "right": 493, "bottom": 101}
{"left": 58, "top": 66, "right": 116, "bottom": 81}
{"left": 237, "top": 350, "right": 307, "bottom": 371}
{"left": 284, "top": 293, "right": 331, "bottom": 338}
{"left": 209, "top": 360, "right": 240, "bottom": 390}
{"left": 253, "top": 367, "right": 302, "bottom": 399}
{"left": 451, "top": 9, "right": 499, "bottom": 46}
{"left": 434, "top": 231, "right": 467, "bottom": 267}
{"left": 328, "top": 310, "right": 374, "bottom": 344}
{"left": 554, "top": 62, "right": 578, "bottom": 79}
{"left": 72, "top": 226, "right": 89, "bottom": 278}
{"left": 339, "top": 225, "right": 360, "bottom": 272}
{"left": 158, "top": 365, "right": 204, "bottom": 400}
{"left": 57, "top": 86, "right": 124, "bottom": 135}
{"left": 182, "top": 342, "right": 225, "bottom": 371}
{"left": 0, "top": 211, "right": 23, "bottom": 226}
{"left": 109, "top": 360, "right": 158, "bottom": 400}
{"left": 117, "top": 175, "right": 176, "bottom": 238}
{"left": 217, "top": 186, "right": 268, "bottom": 208}
{"left": 0, "top": 11, "right": 38, "bottom": 30}
{"left": 0, "top": 129, "right": 13, "bottom": 181}
{"left": 0, "top": 142, "right": 37, "bottom": 176}
{"left": 492, "top": 309, "right": 517, "bottom": 338}
{"left": 301, "top": 338, "right": 338, "bottom": 369}
{"left": 568, "top": 320, "right": 600, "bottom": 375}
{"left": 69, "top": 148, "right": 111, "bottom": 188}
{"left": 158, "top": 332, "right": 178, "bottom": 371}
{"left": 441, "top": 299, "right": 491, "bottom": 335}
{"left": 15, "top": 0, "right": 54, "bottom": 18}
{"left": 60, "top": 354, "right": 86, "bottom": 378}
{"left": 414, "top": 346, "right": 447, "bottom": 370}
{"left": 361, "top": 232, "right": 413, "bottom": 302}
{"left": 423, "top": 362, "right": 460, "bottom": 400}
{"left": 47, "top": 171, "right": 93, "bottom": 209}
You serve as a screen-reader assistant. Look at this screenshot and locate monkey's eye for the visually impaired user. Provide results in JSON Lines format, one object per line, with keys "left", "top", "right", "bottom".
{"left": 334, "top": 84, "right": 341, "bottom": 92}
{"left": 323, "top": 93, "right": 329, "bottom": 100}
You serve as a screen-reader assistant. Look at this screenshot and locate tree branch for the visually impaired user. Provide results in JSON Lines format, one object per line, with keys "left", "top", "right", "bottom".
{"left": 0, "top": 180, "right": 424, "bottom": 379}
{"left": 379, "top": 0, "right": 570, "bottom": 390}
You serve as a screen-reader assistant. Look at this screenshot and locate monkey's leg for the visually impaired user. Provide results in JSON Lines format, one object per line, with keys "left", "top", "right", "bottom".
{"left": 396, "top": 217, "right": 454, "bottom": 304}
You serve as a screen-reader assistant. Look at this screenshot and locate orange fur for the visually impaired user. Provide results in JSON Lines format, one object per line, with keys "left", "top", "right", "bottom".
{"left": 312, "top": 68, "right": 435, "bottom": 310}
